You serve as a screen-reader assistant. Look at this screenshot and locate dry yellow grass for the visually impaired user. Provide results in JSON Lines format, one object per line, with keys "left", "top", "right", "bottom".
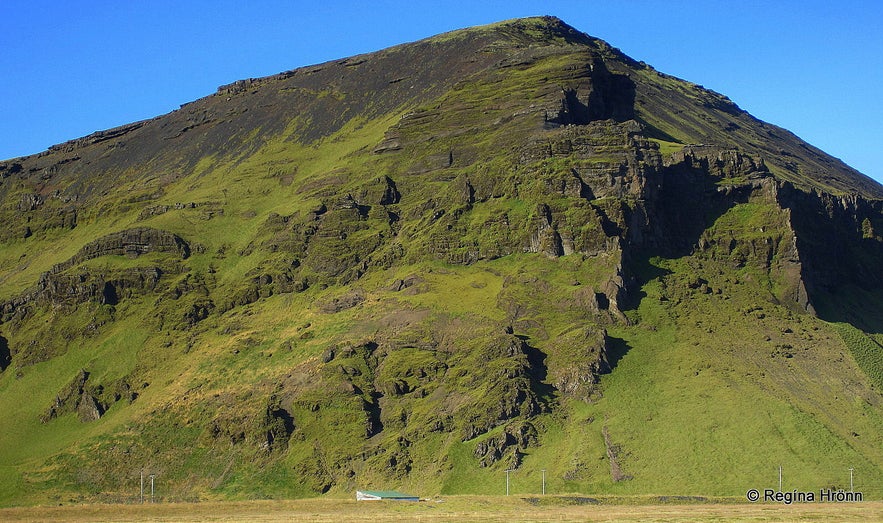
{"left": 0, "top": 496, "right": 881, "bottom": 522}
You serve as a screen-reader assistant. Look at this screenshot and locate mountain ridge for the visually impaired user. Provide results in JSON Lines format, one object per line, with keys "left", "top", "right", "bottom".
{"left": 5, "top": 16, "right": 879, "bottom": 200}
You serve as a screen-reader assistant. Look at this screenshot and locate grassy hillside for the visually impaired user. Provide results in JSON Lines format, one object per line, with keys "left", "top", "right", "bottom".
{"left": 1, "top": 16, "right": 882, "bottom": 506}
{"left": 3, "top": 249, "right": 882, "bottom": 503}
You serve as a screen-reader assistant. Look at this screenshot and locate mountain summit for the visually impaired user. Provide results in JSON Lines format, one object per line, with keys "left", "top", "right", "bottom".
{"left": 1, "top": 16, "right": 882, "bottom": 503}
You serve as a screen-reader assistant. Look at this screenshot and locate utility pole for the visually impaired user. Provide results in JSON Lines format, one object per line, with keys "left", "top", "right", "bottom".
{"left": 541, "top": 469, "right": 546, "bottom": 495}
{"left": 849, "top": 467, "right": 854, "bottom": 492}
{"left": 505, "top": 469, "right": 511, "bottom": 496}
{"left": 778, "top": 465, "right": 782, "bottom": 491}
{"left": 149, "top": 474, "right": 156, "bottom": 503}
{"left": 140, "top": 470, "right": 144, "bottom": 504}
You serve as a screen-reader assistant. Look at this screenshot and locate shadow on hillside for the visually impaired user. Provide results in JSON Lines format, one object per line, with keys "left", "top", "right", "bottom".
{"left": 637, "top": 119, "right": 682, "bottom": 144}
{"left": 618, "top": 254, "right": 670, "bottom": 313}
{"left": 546, "top": 61, "right": 635, "bottom": 127}
{"left": 780, "top": 184, "right": 883, "bottom": 335}
{"left": 366, "top": 391, "right": 384, "bottom": 438}
{"left": 618, "top": 156, "right": 760, "bottom": 314}
{"left": 0, "top": 335, "right": 9, "bottom": 372}
{"left": 813, "top": 286, "right": 883, "bottom": 335}
{"left": 517, "top": 334, "right": 557, "bottom": 407}
{"left": 604, "top": 335, "right": 631, "bottom": 373}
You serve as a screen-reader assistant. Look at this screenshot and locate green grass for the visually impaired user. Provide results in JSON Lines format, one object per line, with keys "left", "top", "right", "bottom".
{"left": 8, "top": 242, "right": 882, "bottom": 504}
{"left": 833, "top": 322, "right": 883, "bottom": 390}
{"left": 0, "top": 313, "right": 152, "bottom": 505}
{"left": 593, "top": 331, "right": 870, "bottom": 494}
{"left": 648, "top": 138, "right": 684, "bottom": 156}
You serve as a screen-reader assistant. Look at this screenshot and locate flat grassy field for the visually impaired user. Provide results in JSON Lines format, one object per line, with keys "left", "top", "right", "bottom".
{"left": 0, "top": 496, "right": 881, "bottom": 522}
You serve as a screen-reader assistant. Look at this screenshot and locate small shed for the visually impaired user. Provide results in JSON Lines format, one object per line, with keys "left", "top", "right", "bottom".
{"left": 356, "top": 490, "right": 419, "bottom": 501}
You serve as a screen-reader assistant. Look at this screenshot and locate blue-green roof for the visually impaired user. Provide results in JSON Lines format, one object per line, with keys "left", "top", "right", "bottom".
{"left": 357, "top": 490, "right": 419, "bottom": 499}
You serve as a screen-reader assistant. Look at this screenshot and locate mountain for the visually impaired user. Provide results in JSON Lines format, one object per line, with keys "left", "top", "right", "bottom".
{"left": 1, "top": 16, "right": 882, "bottom": 504}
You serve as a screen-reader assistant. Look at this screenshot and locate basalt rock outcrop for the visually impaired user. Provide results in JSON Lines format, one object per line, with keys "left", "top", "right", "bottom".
{"left": 0, "top": 228, "right": 188, "bottom": 324}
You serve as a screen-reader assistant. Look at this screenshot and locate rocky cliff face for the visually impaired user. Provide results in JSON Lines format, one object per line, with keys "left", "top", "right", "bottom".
{"left": 0, "top": 16, "right": 882, "bottom": 503}
{"left": 0, "top": 228, "right": 188, "bottom": 325}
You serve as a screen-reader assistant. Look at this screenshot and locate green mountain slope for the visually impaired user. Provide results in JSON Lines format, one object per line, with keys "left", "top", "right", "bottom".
{"left": 1, "top": 16, "right": 882, "bottom": 505}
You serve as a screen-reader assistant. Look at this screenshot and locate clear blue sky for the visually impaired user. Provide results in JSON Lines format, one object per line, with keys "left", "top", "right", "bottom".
{"left": 2, "top": 1, "right": 882, "bottom": 184}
